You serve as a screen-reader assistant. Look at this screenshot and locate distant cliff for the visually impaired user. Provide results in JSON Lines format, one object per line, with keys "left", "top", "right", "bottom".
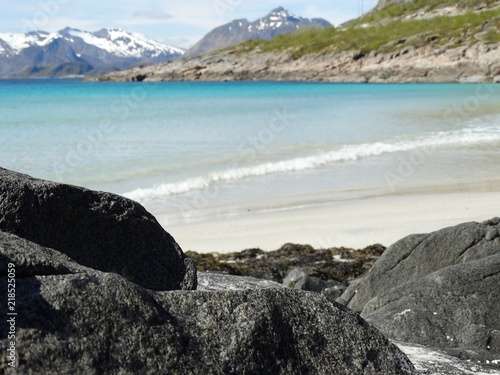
{"left": 91, "top": 1, "right": 500, "bottom": 83}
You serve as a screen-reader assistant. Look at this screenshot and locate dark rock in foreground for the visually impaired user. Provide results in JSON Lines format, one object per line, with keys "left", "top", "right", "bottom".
{"left": 0, "top": 167, "right": 196, "bottom": 291}
{"left": 340, "top": 218, "right": 500, "bottom": 365}
{"left": 0, "top": 230, "right": 416, "bottom": 374}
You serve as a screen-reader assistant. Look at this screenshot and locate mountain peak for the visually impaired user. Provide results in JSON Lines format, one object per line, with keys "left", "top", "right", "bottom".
{"left": 270, "top": 6, "right": 287, "bottom": 13}
{"left": 60, "top": 27, "right": 80, "bottom": 32}
{"left": 267, "top": 7, "right": 297, "bottom": 19}
{"left": 185, "top": 7, "right": 331, "bottom": 58}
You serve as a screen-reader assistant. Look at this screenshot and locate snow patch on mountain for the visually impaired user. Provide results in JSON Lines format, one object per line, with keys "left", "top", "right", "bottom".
{"left": 0, "top": 28, "right": 184, "bottom": 58}
{"left": 65, "top": 28, "right": 184, "bottom": 58}
{"left": 0, "top": 32, "right": 43, "bottom": 53}
{"left": 256, "top": 7, "right": 300, "bottom": 31}
{"left": 0, "top": 27, "right": 185, "bottom": 78}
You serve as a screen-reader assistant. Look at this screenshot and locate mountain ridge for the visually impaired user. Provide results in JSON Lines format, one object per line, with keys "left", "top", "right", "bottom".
{"left": 0, "top": 28, "right": 184, "bottom": 78}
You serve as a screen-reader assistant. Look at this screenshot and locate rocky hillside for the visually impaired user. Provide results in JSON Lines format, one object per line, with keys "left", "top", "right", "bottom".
{"left": 185, "top": 7, "right": 331, "bottom": 58}
{"left": 94, "top": 0, "right": 500, "bottom": 83}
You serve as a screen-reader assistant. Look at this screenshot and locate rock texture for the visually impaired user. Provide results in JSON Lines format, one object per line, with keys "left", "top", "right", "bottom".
{"left": 0, "top": 167, "right": 196, "bottom": 291}
{"left": 339, "top": 218, "right": 500, "bottom": 365}
{"left": 197, "top": 271, "right": 284, "bottom": 291}
{"left": 0, "top": 230, "right": 417, "bottom": 374}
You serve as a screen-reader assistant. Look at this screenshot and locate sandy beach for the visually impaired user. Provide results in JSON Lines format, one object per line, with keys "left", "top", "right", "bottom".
{"left": 163, "top": 190, "right": 500, "bottom": 253}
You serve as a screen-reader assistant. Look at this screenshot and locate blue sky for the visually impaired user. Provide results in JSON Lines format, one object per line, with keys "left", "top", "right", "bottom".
{"left": 1, "top": 1, "right": 378, "bottom": 48}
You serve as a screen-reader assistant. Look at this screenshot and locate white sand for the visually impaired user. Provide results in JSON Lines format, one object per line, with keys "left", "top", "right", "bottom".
{"left": 159, "top": 191, "right": 500, "bottom": 253}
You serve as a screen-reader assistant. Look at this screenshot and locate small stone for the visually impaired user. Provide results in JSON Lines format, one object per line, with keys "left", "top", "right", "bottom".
{"left": 283, "top": 267, "right": 309, "bottom": 287}
{"left": 483, "top": 217, "right": 500, "bottom": 226}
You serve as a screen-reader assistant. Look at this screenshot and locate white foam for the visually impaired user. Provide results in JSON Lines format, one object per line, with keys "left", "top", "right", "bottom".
{"left": 124, "top": 123, "right": 500, "bottom": 202}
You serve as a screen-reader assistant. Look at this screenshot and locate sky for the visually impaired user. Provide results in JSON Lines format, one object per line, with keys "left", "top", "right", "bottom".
{"left": 0, "top": 1, "right": 378, "bottom": 48}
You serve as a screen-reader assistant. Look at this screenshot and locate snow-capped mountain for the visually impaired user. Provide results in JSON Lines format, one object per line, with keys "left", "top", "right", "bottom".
{"left": 0, "top": 28, "right": 184, "bottom": 78}
{"left": 185, "top": 7, "right": 332, "bottom": 58}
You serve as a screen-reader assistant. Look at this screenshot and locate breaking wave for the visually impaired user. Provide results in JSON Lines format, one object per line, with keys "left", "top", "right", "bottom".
{"left": 124, "top": 123, "right": 500, "bottom": 202}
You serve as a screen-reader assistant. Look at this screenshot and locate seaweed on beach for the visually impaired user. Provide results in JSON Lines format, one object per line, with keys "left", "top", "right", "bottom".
{"left": 186, "top": 243, "right": 385, "bottom": 284}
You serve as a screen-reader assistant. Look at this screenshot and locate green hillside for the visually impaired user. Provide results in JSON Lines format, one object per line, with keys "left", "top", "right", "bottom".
{"left": 233, "top": 0, "right": 500, "bottom": 59}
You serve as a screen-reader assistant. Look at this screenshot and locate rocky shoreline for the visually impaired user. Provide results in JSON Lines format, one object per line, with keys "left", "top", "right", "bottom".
{"left": 1, "top": 167, "right": 499, "bottom": 374}
{"left": 90, "top": 40, "right": 500, "bottom": 84}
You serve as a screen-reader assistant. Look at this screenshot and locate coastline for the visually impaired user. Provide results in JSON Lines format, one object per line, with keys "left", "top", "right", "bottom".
{"left": 90, "top": 41, "right": 500, "bottom": 84}
{"left": 162, "top": 188, "right": 500, "bottom": 253}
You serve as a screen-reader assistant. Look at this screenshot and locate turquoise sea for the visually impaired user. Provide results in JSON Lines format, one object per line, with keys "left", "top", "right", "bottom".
{"left": 1, "top": 79, "right": 500, "bottom": 224}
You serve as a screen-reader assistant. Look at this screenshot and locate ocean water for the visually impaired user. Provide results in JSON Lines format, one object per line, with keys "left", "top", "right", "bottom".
{"left": 1, "top": 79, "right": 499, "bottom": 224}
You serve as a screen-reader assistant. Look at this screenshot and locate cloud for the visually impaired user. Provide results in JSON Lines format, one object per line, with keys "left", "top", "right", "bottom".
{"left": 132, "top": 10, "right": 173, "bottom": 20}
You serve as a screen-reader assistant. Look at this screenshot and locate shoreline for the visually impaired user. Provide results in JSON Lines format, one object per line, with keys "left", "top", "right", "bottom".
{"left": 162, "top": 190, "right": 500, "bottom": 253}
{"left": 91, "top": 41, "right": 500, "bottom": 84}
